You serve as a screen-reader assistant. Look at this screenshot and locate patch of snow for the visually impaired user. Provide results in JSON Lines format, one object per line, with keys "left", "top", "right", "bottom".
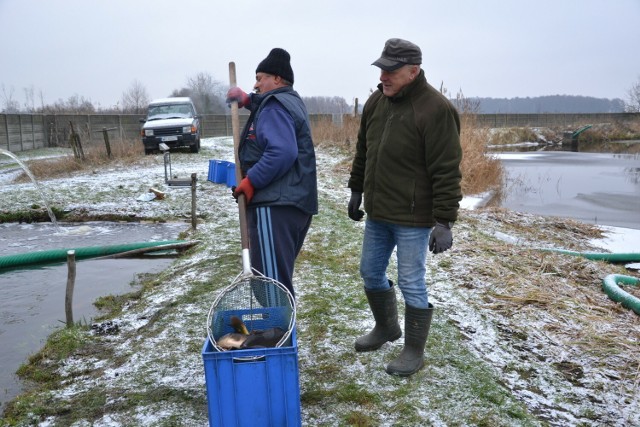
{"left": 589, "top": 225, "right": 640, "bottom": 253}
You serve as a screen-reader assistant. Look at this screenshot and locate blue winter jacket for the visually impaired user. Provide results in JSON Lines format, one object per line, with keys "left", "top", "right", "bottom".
{"left": 239, "top": 86, "right": 318, "bottom": 215}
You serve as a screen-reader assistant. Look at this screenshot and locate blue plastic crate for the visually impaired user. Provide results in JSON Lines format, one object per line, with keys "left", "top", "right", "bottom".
{"left": 202, "top": 327, "right": 301, "bottom": 427}
{"left": 207, "top": 160, "right": 229, "bottom": 184}
{"left": 226, "top": 162, "right": 236, "bottom": 187}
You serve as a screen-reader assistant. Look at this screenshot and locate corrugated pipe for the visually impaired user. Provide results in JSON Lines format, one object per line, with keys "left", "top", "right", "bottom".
{"left": 602, "top": 275, "right": 640, "bottom": 315}
{"left": 0, "top": 240, "right": 185, "bottom": 271}
{"left": 537, "top": 248, "right": 640, "bottom": 263}
{"left": 538, "top": 248, "right": 640, "bottom": 315}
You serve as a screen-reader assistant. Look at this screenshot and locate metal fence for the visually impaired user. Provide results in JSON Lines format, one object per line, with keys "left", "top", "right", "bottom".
{"left": 1, "top": 112, "right": 639, "bottom": 153}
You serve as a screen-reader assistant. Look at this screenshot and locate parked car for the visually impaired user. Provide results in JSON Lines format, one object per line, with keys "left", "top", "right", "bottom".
{"left": 140, "top": 97, "right": 200, "bottom": 154}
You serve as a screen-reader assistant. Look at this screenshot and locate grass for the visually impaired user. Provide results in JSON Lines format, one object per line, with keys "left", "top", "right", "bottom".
{"left": 0, "top": 206, "right": 66, "bottom": 223}
{"left": 1, "top": 140, "right": 543, "bottom": 425}
{"left": 1, "top": 117, "right": 639, "bottom": 425}
{"left": 14, "top": 326, "right": 91, "bottom": 387}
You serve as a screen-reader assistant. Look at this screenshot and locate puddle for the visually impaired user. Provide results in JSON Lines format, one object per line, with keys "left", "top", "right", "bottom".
{"left": 0, "top": 221, "right": 187, "bottom": 412}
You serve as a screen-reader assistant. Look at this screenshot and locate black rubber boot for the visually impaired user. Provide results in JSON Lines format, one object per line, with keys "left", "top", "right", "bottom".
{"left": 385, "top": 303, "right": 434, "bottom": 376}
{"left": 354, "top": 285, "right": 402, "bottom": 352}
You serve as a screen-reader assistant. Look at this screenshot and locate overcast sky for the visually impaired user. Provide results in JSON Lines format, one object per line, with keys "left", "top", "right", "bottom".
{"left": 1, "top": 0, "right": 639, "bottom": 110}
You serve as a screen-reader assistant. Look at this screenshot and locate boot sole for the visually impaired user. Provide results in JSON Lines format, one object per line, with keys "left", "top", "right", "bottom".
{"left": 354, "top": 331, "right": 402, "bottom": 352}
{"left": 385, "top": 360, "right": 425, "bottom": 377}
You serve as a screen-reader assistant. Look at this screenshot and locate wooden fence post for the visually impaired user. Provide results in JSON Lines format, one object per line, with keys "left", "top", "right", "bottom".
{"left": 65, "top": 250, "right": 76, "bottom": 327}
{"left": 69, "top": 121, "right": 85, "bottom": 161}
{"left": 3, "top": 114, "right": 9, "bottom": 150}
{"left": 102, "top": 127, "right": 112, "bottom": 158}
{"left": 18, "top": 115, "right": 24, "bottom": 152}
{"left": 191, "top": 173, "right": 197, "bottom": 230}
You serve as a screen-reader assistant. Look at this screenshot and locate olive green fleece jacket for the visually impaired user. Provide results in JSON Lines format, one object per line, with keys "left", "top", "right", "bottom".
{"left": 348, "top": 70, "right": 462, "bottom": 227}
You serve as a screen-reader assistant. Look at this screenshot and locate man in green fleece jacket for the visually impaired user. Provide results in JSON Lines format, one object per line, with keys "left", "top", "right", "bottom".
{"left": 348, "top": 38, "right": 462, "bottom": 377}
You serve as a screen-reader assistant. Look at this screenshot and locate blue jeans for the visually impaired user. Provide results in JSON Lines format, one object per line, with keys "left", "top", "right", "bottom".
{"left": 360, "top": 219, "right": 432, "bottom": 308}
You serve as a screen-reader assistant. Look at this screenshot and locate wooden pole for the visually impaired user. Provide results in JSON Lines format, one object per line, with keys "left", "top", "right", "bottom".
{"left": 102, "top": 127, "right": 112, "bottom": 158}
{"left": 69, "top": 121, "right": 85, "bottom": 161}
{"left": 68, "top": 121, "right": 78, "bottom": 159}
{"left": 65, "top": 250, "right": 76, "bottom": 327}
{"left": 191, "top": 173, "right": 197, "bottom": 230}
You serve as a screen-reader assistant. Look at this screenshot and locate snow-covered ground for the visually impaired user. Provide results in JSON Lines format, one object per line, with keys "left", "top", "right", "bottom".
{"left": 1, "top": 137, "right": 639, "bottom": 426}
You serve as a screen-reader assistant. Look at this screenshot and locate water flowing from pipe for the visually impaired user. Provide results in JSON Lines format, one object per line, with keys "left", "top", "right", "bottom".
{"left": 0, "top": 148, "right": 60, "bottom": 231}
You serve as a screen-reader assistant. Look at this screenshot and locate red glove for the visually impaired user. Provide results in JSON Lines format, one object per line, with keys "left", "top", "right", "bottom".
{"left": 233, "top": 176, "right": 255, "bottom": 203}
{"left": 226, "top": 87, "right": 250, "bottom": 108}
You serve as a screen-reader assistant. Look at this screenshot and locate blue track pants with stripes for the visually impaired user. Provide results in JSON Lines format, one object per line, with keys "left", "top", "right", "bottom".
{"left": 246, "top": 205, "right": 312, "bottom": 298}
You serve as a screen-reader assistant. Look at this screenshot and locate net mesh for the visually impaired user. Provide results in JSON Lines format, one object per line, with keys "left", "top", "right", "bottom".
{"left": 207, "top": 271, "right": 296, "bottom": 352}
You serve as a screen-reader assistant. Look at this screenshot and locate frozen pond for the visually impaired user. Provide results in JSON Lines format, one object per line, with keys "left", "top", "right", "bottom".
{"left": 495, "top": 150, "right": 640, "bottom": 230}
{"left": 0, "top": 221, "right": 187, "bottom": 412}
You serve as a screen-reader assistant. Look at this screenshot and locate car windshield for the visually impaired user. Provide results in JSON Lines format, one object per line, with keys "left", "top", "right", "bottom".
{"left": 147, "top": 104, "right": 193, "bottom": 120}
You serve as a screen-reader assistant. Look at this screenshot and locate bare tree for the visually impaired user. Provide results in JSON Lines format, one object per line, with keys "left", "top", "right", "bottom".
{"left": 302, "top": 96, "right": 350, "bottom": 114}
{"left": 38, "top": 89, "right": 46, "bottom": 113}
{"left": 625, "top": 75, "right": 640, "bottom": 113}
{"left": 121, "top": 79, "right": 150, "bottom": 114}
{"left": 170, "top": 87, "right": 191, "bottom": 98}
{"left": 49, "top": 95, "right": 96, "bottom": 114}
{"left": 23, "top": 85, "right": 36, "bottom": 113}
{"left": 1, "top": 84, "right": 20, "bottom": 113}
{"left": 186, "top": 72, "right": 226, "bottom": 114}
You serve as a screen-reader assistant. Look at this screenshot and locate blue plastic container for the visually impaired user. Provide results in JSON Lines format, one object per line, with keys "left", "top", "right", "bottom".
{"left": 207, "top": 160, "right": 228, "bottom": 184}
{"left": 226, "top": 162, "right": 237, "bottom": 187}
{"left": 202, "top": 320, "right": 301, "bottom": 427}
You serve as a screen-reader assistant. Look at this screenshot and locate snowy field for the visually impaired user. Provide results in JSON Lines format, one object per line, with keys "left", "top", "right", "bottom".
{"left": 1, "top": 137, "right": 639, "bottom": 426}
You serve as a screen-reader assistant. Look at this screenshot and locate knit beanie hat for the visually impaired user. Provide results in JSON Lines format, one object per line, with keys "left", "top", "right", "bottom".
{"left": 256, "top": 48, "right": 294, "bottom": 84}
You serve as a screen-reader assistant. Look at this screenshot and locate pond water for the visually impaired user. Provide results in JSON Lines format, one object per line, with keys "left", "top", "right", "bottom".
{"left": 0, "top": 221, "right": 187, "bottom": 413}
{"left": 491, "top": 141, "right": 640, "bottom": 230}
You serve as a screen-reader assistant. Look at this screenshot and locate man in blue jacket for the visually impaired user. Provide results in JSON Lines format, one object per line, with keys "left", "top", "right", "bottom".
{"left": 227, "top": 48, "right": 318, "bottom": 299}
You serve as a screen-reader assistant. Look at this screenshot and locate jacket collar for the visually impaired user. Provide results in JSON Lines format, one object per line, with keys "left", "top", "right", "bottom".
{"left": 377, "top": 69, "right": 426, "bottom": 102}
{"left": 252, "top": 85, "right": 294, "bottom": 106}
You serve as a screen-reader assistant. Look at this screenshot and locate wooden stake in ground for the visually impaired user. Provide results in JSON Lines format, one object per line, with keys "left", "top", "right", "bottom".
{"left": 191, "top": 173, "right": 197, "bottom": 230}
{"left": 65, "top": 250, "right": 76, "bottom": 327}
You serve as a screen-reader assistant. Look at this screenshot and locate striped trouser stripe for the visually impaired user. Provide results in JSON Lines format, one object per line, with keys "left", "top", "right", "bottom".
{"left": 256, "top": 206, "right": 281, "bottom": 305}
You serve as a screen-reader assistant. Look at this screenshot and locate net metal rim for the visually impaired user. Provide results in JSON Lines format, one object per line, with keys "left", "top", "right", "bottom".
{"left": 207, "top": 268, "right": 296, "bottom": 353}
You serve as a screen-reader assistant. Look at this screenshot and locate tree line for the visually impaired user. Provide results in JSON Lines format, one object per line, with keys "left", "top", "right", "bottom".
{"left": 460, "top": 95, "right": 626, "bottom": 114}
{"left": 0, "top": 72, "right": 354, "bottom": 116}
{"left": 2, "top": 72, "right": 640, "bottom": 115}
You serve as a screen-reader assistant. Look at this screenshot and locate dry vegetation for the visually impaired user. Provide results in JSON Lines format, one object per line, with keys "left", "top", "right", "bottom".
{"left": 16, "top": 110, "right": 503, "bottom": 200}
{"left": 458, "top": 111, "right": 503, "bottom": 195}
{"left": 14, "top": 109, "right": 640, "bottom": 198}
{"left": 486, "top": 118, "right": 640, "bottom": 148}
{"left": 310, "top": 105, "right": 504, "bottom": 197}
{"left": 578, "top": 120, "right": 640, "bottom": 144}
{"left": 15, "top": 138, "right": 152, "bottom": 183}
{"left": 310, "top": 115, "right": 361, "bottom": 151}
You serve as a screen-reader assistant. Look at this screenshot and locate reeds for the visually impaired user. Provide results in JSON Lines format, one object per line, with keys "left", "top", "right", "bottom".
{"left": 310, "top": 93, "right": 504, "bottom": 197}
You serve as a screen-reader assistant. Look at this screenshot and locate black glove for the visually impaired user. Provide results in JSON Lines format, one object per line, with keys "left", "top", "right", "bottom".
{"left": 429, "top": 221, "right": 453, "bottom": 254}
{"left": 348, "top": 191, "right": 365, "bottom": 221}
{"left": 230, "top": 186, "right": 238, "bottom": 203}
